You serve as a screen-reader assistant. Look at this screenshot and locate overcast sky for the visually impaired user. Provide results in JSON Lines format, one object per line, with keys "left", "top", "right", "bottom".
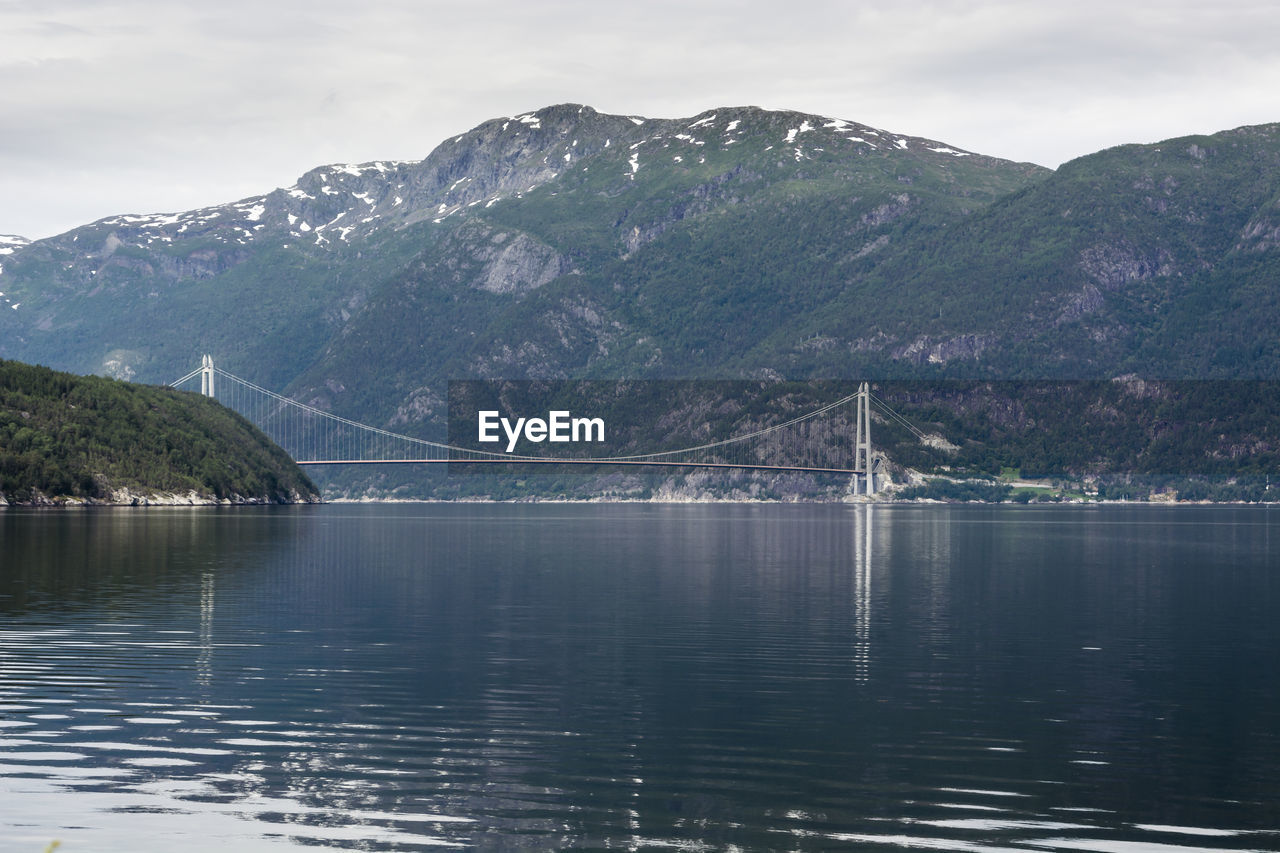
{"left": 3, "top": 0, "right": 1279, "bottom": 239}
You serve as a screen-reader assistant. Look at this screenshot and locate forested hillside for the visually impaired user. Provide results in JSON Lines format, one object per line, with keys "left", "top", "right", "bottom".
{"left": 0, "top": 359, "right": 317, "bottom": 504}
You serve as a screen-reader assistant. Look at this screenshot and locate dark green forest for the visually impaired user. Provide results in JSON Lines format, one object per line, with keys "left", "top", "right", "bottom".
{"left": 0, "top": 359, "right": 317, "bottom": 504}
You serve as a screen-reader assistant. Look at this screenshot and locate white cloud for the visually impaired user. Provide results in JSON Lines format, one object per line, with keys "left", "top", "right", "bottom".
{"left": 2, "top": 0, "right": 1279, "bottom": 237}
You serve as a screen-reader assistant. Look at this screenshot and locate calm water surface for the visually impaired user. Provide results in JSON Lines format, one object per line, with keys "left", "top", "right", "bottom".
{"left": 0, "top": 503, "right": 1278, "bottom": 851}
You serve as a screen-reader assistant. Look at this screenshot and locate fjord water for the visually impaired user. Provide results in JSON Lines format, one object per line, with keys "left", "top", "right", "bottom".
{"left": 1, "top": 504, "right": 1278, "bottom": 852}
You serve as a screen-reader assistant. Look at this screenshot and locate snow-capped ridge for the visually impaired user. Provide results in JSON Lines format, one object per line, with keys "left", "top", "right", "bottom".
{"left": 676, "top": 106, "right": 978, "bottom": 159}
{"left": 6, "top": 103, "right": 995, "bottom": 280}
{"left": 0, "top": 234, "right": 29, "bottom": 263}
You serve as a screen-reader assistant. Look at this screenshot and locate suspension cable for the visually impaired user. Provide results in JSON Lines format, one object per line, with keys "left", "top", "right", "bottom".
{"left": 169, "top": 367, "right": 204, "bottom": 387}
{"left": 869, "top": 392, "right": 929, "bottom": 441}
{"left": 204, "top": 367, "right": 864, "bottom": 462}
{"left": 173, "top": 365, "right": 869, "bottom": 464}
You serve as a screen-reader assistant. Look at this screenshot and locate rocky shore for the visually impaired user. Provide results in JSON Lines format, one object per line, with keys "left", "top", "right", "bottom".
{"left": 0, "top": 487, "right": 320, "bottom": 507}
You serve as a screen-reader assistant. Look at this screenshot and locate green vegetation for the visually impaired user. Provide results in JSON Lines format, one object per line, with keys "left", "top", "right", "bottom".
{"left": 897, "top": 480, "right": 1014, "bottom": 502}
{"left": 0, "top": 358, "right": 317, "bottom": 504}
{"left": 873, "top": 380, "right": 1280, "bottom": 478}
{"left": 869, "top": 380, "right": 1280, "bottom": 502}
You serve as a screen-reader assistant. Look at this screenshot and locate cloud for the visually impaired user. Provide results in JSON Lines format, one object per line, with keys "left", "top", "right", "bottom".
{"left": 2, "top": 0, "right": 1279, "bottom": 237}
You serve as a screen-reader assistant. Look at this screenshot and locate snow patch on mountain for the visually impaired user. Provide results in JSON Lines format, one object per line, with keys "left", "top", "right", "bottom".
{"left": 784, "top": 121, "right": 815, "bottom": 145}
{"left": 1, "top": 103, "right": 1000, "bottom": 307}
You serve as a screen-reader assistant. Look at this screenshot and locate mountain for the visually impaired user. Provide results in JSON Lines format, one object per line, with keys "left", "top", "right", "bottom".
{"left": 0, "top": 104, "right": 1278, "bottom": 497}
{"left": 0, "top": 358, "right": 318, "bottom": 505}
{"left": 284, "top": 105, "right": 1048, "bottom": 428}
{"left": 0, "top": 104, "right": 1042, "bottom": 396}
{"left": 785, "top": 123, "right": 1280, "bottom": 378}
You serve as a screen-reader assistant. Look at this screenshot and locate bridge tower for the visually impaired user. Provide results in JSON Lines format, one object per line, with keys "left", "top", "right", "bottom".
{"left": 854, "top": 381, "right": 874, "bottom": 495}
{"left": 200, "top": 355, "right": 215, "bottom": 398}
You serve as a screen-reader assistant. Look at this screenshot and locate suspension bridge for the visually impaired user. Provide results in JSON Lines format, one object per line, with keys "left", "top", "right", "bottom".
{"left": 171, "top": 357, "right": 931, "bottom": 495}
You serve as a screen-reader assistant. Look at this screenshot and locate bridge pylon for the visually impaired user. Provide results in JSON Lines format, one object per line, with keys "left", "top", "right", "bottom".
{"left": 200, "top": 355, "right": 215, "bottom": 398}
{"left": 854, "top": 381, "right": 874, "bottom": 495}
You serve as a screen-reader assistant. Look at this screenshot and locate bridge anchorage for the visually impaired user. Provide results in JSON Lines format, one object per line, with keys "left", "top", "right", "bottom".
{"left": 171, "top": 357, "right": 931, "bottom": 496}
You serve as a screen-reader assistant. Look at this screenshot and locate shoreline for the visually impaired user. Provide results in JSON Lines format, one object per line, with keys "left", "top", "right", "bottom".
{"left": 0, "top": 488, "right": 319, "bottom": 508}
{"left": 4, "top": 491, "right": 1275, "bottom": 508}
{"left": 316, "top": 495, "right": 1279, "bottom": 507}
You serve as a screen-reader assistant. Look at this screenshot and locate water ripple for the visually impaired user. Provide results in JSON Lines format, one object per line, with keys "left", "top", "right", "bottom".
{"left": 2, "top": 503, "right": 1278, "bottom": 850}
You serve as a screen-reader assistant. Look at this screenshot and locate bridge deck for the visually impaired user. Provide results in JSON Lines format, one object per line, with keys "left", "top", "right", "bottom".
{"left": 297, "top": 459, "right": 863, "bottom": 475}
